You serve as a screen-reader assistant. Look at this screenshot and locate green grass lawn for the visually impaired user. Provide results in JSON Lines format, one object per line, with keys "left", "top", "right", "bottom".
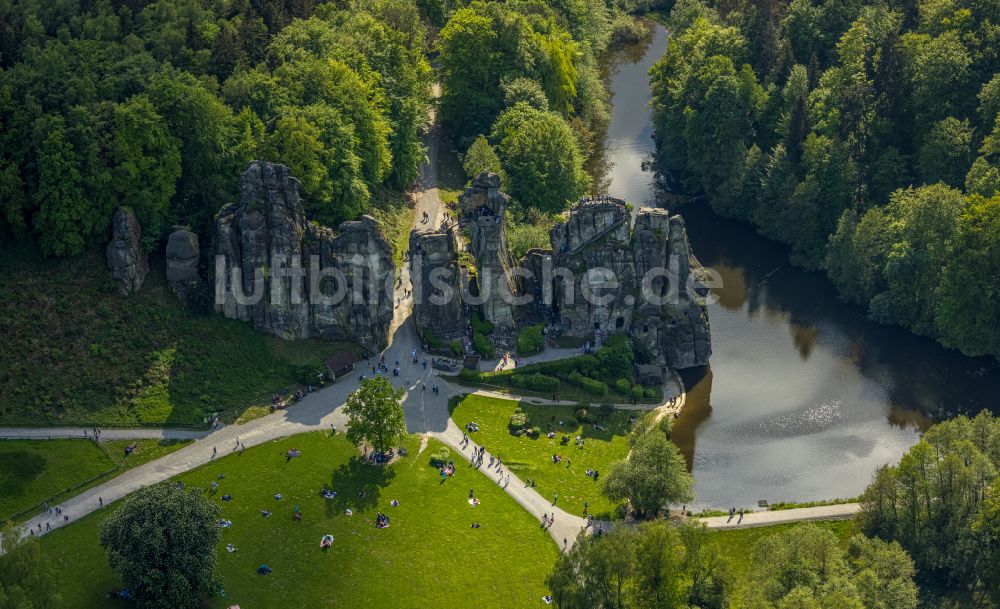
{"left": 38, "top": 431, "right": 560, "bottom": 608}
{"left": 0, "top": 244, "right": 360, "bottom": 427}
{"left": 0, "top": 438, "right": 190, "bottom": 521}
{"left": 450, "top": 394, "right": 633, "bottom": 518}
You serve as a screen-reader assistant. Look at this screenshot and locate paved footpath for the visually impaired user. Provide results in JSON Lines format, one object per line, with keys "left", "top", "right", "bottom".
{"left": 0, "top": 428, "right": 208, "bottom": 441}
{"left": 694, "top": 503, "right": 861, "bottom": 529}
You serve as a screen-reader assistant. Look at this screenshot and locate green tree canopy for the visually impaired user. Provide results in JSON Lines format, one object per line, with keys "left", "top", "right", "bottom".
{"left": 344, "top": 376, "right": 407, "bottom": 455}
{"left": 0, "top": 523, "right": 62, "bottom": 609}
{"left": 98, "top": 483, "right": 221, "bottom": 609}
{"left": 463, "top": 135, "right": 504, "bottom": 183}
{"left": 546, "top": 522, "right": 732, "bottom": 609}
{"left": 493, "top": 103, "right": 588, "bottom": 212}
{"left": 745, "top": 524, "right": 918, "bottom": 609}
{"left": 859, "top": 411, "right": 1000, "bottom": 598}
{"left": 602, "top": 424, "right": 693, "bottom": 518}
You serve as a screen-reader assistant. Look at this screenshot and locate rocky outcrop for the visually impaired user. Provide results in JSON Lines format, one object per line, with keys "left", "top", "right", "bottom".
{"left": 213, "top": 161, "right": 394, "bottom": 353}
{"left": 550, "top": 198, "right": 637, "bottom": 337}
{"left": 106, "top": 207, "right": 148, "bottom": 294}
{"left": 410, "top": 226, "right": 465, "bottom": 338}
{"left": 165, "top": 226, "right": 200, "bottom": 304}
{"left": 460, "top": 173, "right": 520, "bottom": 328}
{"left": 659, "top": 215, "right": 712, "bottom": 368}
{"left": 541, "top": 197, "right": 711, "bottom": 368}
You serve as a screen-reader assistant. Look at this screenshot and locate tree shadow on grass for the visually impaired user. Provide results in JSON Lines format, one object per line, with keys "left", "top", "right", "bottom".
{"left": 0, "top": 451, "right": 45, "bottom": 498}
{"left": 325, "top": 456, "right": 396, "bottom": 516}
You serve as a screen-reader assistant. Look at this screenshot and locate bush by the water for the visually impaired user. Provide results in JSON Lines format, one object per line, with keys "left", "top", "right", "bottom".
{"left": 517, "top": 324, "right": 545, "bottom": 355}
{"left": 610, "top": 13, "right": 649, "bottom": 46}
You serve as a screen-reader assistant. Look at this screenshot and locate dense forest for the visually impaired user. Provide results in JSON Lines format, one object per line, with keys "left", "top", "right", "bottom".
{"left": 651, "top": 0, "right": 1000, "bottom": 359}
{"left": 436, "top": 0, "right": 647, "bottom": 214}
{"left": 0, "top": 0, "right": 431, "bottom": 255}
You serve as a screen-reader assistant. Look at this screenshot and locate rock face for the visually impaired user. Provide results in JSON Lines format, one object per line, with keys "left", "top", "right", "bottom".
{"left": 541, "top": 197, "right": 711, "bottom": 369}
{"left": 106, "top": 207, "right": 148, "bottom": 294}
{"left": 165, "top": 226, "right": 200, "bottom": 303}
{"left": 213, "top": 161, "right": 394, "bottom": 353}
{"left": 550, "top": 198, "right": 636, "bottom": 337}
{"left": 410, "top": 226, "right": 465, "bottom": 338}
{"left": 460, "top": 173, "right": 520, "bottom": 328}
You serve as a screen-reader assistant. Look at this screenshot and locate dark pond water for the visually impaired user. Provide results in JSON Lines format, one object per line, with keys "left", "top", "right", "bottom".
{"left": 600, "top": 20, "right": 1000, "bottom": 508}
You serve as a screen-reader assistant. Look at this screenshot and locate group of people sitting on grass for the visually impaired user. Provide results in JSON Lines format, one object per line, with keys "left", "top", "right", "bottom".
{"left": 285, "top": 448, "right": 301, "bottom": 462}
{"left": 551, "top": 454, "right": 564, "bottom": 464}
{"left": 375, "top": 512, "right": 390, "bottom": 528}
{"left": 320, "top": 534, "right": 334, "bottom": 549}
{"left": 585, "top": 469, "right": 600, "bottom": 480}
{"left": 465, "top": 422, "right": 480, "bottom": 433}
{"left": 321, "top": 487, "right": 337, "bottom": 499}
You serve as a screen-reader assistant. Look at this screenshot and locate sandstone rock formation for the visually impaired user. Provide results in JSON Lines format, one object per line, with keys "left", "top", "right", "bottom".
{"left": 165, "top": 226, "right": 200, "bottom": 304}
{"left": 550, "top": 198, "right": 636, "bottom": 337}
{"left": 541, "top": 197, "right": 711, "bottom": 369}
{"left": 460, "top": 173, "right": 520, "bottom": 328}
{"left": 410, "top": 226, "right": 465, "bottom": 338}
{"left": 106, "top": 207, "right": 148, "bottom": 294}
{"left": 214, "top": 161, "right": 394, "bottom": 353}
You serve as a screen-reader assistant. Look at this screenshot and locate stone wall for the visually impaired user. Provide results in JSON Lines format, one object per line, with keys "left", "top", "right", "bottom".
{"left": 213, "top": 161, "right": 394, "bottom": 353}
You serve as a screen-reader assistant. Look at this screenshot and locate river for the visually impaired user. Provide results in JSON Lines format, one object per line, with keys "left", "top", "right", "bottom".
{"left": 599, "top": 20, "right": 1000, "bottom": 508}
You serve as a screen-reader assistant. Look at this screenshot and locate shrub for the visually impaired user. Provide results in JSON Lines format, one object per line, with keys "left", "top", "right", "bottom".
{"left": 450, "top": 340, "right": 463, "bottom": 357}
{"left": 509, "top": 408, "right": 529, "bottom": 429}
{"left": 610, "top": 13, "right": 649, "bottom": 46}
{"left": 630, "top": 386, "right": 644, "bottom": 400}
{"left": 644, "top": 388, "right": 658, "bottom": 399}
{"left": 458, "top": 368, "right": 482, "bottom": 382}
{"left": 430, "top": 446, "right": 450, "bottom": 467}
{"left": 596, "top": 335, "right": 634, "bottom": 380}
{"left": 472, "top": 331, "right": 494, "bottom": 358}
{"left": 471, "top": 312, "right": 494, "bottom": 336}
{"left": 633, "top": 340, "right": 653, "bottom": 365}
{"left": 576, "top": 408, "right": 591, "bottom": 423}
{"left": 424, "top": 333, "right": 444, "bottom": 349}
{"left": 568, "top": 372, "right": 608, "bottom": 396}
{"left": 511, "top": 373, "right": 560, "bottom": 392}
{"left": 293, "top": 363, "right": 323, "bottom": 385}
{"left": 517, "top": 324, "right": 545, "bottom": 354}
{"left": 529, "top": 426, "right": 542, "bottom": 438}
{"left": 615, "top": 378, "right": 631, "bottom": 394}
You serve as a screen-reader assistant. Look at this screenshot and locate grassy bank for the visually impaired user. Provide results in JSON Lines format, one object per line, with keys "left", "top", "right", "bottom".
{"left": 38, "top": 432, "right": 558, "bottom": 608}
{"left": 450, "top": 394, "right": 632, "bottom": 518}
{"left": 0, "top": 245, "right": 359, "bottom": 427}
{"left": 0, "top": 438, "right": 190, "bottom": 521}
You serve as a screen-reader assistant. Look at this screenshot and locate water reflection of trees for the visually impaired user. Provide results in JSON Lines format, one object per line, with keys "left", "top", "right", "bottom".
{"left": 677, "top": 201, "right": 999, "bottom": 421}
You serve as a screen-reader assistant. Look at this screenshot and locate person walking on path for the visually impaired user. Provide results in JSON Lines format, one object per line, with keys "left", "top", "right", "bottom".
{"left": 212, "top": 446, "right": 217, "bottom": 459}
